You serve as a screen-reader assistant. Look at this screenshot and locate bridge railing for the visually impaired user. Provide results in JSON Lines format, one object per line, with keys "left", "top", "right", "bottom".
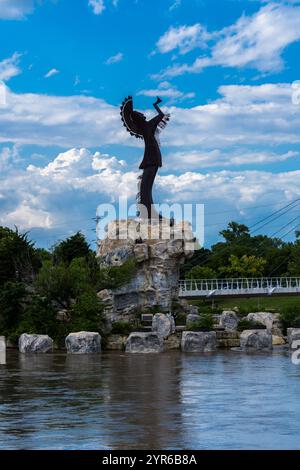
{"left": 178, "top": 277, "right": 300, "bottom": 294}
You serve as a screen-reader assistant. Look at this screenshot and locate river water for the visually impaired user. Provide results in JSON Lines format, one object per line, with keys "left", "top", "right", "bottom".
{"left": 0, "top": 349, "right": 299, "bottom": 450}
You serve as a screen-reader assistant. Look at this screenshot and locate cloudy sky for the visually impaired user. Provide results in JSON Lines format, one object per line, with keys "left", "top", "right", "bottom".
{"left": 1, "top": 0, "right": 300, "bottom": 249}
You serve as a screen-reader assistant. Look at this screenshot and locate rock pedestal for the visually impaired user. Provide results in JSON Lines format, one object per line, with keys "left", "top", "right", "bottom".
{"left": 240, "top": 329, "right": 273, "bottom": 351}
{"left": 65, "top": 331, "right": 101, "bottom": 354}
{"left": 19, "top": 334, "right": 53, "bottom": 353}
{"left": 181, "top": 331, "right": 217, "bottom": 352}
{"left": 125, "top": 332, "right": 164, "bottom": 353}
{"left": 97, "top": 219, "right": 195, "bottom": 323}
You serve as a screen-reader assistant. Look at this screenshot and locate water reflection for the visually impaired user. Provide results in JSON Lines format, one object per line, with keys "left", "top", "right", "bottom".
{"left": 0, "top": 350, "right": 300, "bottom": 449}
{"left": 103, "top": 353, "right": 183, "bottom": 449}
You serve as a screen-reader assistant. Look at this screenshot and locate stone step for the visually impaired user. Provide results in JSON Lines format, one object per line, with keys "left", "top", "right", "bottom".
{"left": 217, "top": 339, "right": 240, "bottom": 348}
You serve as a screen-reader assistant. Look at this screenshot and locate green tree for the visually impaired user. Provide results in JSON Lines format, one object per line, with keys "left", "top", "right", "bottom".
{"left": 35, "top": 257, "right": 94, "bottom": 308}
{"left": 186, "top": 266, "right": 217, "bottom": 279}
{"left": 219, "top": 221, "right": 250, "bottom": 243}
{"left": 0, "top": 282, "right": 27, "bottom": 333}
{"left": 0, "top": 227, "right": 40, "bottom": 285}
{"left": 287, "top": 236, "right": 300, "bottom": 276}
{"left": 219, "top": 254, "right": 267, "bottom": 278}
{"left": 53, "top": 232, "right": 91, "bottom": 265}
{"left": 70, "top": 292, "right": 104, "bottom": 332}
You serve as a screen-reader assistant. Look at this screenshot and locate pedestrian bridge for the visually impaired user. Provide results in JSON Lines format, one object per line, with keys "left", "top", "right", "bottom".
{"left": 178, "top": 277, "right": 300, "bottom": 299}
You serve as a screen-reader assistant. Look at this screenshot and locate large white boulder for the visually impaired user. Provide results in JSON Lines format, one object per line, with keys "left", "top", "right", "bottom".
{"left": 19, "top": 334, "right": 53, "bottom": 353}
{"left": 247, "top": 312, "right": 274, "bottom": 330}
{"left": 240, "top": 329, "right": 273, "bottom": 351}
{"left": 125, "top": 332, "right": 164, "bottom": 353}
{"left": 219, "top": 311, "right": 238, "bottom": 331}
{"left": 181, "top": 331, "right": 217, "bottom": 352}
{"left": 0, "top": 336, "right": 6, "bottom": 364}
{"left": 0, "top": 336, "right": 5, "bottom": 353}
{"left": 65, "top": 331, "right": 101, "bottom": 354}
{"left": 152, "top": 313, "right": 175, "bottom": 339}
{"left": 287, "top": 328, "right": 300, "bottom": 350}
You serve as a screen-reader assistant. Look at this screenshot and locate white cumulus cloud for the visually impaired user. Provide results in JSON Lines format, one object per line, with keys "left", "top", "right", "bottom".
{"left": 154, "top": 2, "right": 300, "bottom": 78}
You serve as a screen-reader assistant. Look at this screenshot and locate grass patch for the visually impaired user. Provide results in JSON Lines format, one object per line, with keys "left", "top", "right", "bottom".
{"left": 192, "top": 296, "right": 300, "bottom": 315}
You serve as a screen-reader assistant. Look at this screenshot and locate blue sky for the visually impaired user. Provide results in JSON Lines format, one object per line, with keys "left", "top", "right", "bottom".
{"left": 1, "top": 0, "right": 300, "bottom": 249}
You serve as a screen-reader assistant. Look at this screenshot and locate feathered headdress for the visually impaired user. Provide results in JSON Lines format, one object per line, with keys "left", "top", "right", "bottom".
{"left": 120, "top": 96, "right": 143, "bottom": 139}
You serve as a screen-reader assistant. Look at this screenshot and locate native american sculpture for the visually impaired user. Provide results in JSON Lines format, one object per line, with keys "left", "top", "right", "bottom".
{"left": 120, "top": 96, "right": 170, "bottom": 219}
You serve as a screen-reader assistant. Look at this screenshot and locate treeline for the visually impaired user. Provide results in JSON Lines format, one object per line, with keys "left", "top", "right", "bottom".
{"left": 182, "top": 221, "right": 300, "bottom": 279}
{"left": 0, "top": 227, "right": 136, "bottom": 344}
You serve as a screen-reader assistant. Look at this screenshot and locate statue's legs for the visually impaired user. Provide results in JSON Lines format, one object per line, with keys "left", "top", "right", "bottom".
{"left": 138, "top": 165, "right": 158, "bottom": 219}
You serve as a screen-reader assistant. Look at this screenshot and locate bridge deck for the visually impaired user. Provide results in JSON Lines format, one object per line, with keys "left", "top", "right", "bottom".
{"left": 178, "top": 277, "right": 300, "bottom": 298}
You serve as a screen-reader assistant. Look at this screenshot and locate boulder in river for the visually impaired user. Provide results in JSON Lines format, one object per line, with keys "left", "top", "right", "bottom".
{"left": 65, "top": 331, "right": 101, "bottom": 354}
{"left": 19, "top": 334, "right": 53, "bottom": 353}
{"left": 181, "top": 331, "right": 217, "bottom": 352}
{"left": 125, "top": 332, "right": 164, "bottom": 353}
{"left": 240, "top": 329, "right": 272, "bottom": 351}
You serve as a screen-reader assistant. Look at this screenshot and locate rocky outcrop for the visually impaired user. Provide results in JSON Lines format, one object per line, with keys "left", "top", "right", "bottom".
{"left": 287, "top": 328, "right": 300, "bottom": 350}
{"left": 97, "top": 219, "right": 195, "bottom": 323}
{"left": 106, "top": 334, "right": 128, "bottom": 350}
{"left": 181, "top": 331, "right": 217, "bottom": 352}
{"left": 152, "top": 313, "right": 175, "bottom": 339}
{"left": 247, "top": 312, "right": 274, "bottom": 330}
{"left": 219, "top": 311, "right": 238, "bottom": 331}
{"left": 125, "top": 332, "right": 164, "bottom": 353}
{"left": 240, "top": 329, "right": 273, "bottom": 351}
{"left": 19, "top": 334, "right": 53, "bottom": 353}
{"left": 65, "top": 331, "right": 101, "bottom": 354}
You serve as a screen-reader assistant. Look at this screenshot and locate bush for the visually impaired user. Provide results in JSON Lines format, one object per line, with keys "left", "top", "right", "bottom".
{"left": 237, "top": 319, "right": 266, "bottom": 331}
{"left": 16, "top": 296, "right": 58, "bottom": 340}
{"left": 69, "top": 292, "right": 104, "bottom": 332}
{"left": 280, "top": 305, "right": 300, "bottom": 331}
{"left": 99, "top": 259, "right": 137, "bottom": 290}
{"left": 186, "top": 313, "right": 214, "bottom": 331}
{"left": 111, "top": 321, "right": 134, "bottom": 335}
{"left": 174, "top": 312, "right": 187, "bottom": 326}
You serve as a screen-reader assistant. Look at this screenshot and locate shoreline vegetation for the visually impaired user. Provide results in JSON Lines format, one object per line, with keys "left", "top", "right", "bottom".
{"left": 1, "top": 221, "right": 300, "bottom": 348}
